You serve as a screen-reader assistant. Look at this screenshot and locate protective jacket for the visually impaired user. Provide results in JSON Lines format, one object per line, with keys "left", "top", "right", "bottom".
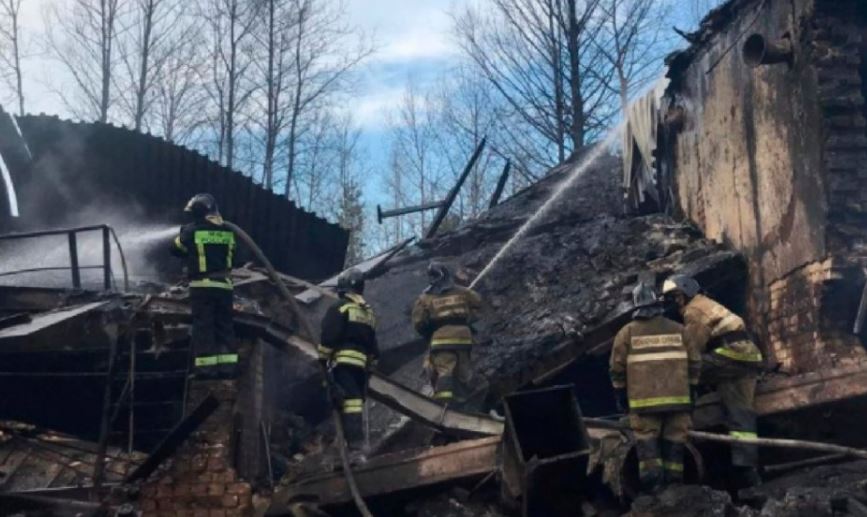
{"left": 684, "top": 294, "right": 762, "bottom": 364}
{"left": 412, "top": 286, "right": 482, "bottom": 350}
{"left": 318, "top": 292, "right": 378, "bottom": 368}
{"left": 171, "top": 215, "right": 236, "bottom": 290}
{"left": 610, "top": 315, "right": 699, "bottom": 414}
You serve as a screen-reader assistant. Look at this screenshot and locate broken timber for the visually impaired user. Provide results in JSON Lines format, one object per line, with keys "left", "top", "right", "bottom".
{"left": 267, "top": 436, "right": 501, "bottom": 513}
{"left": 145, "top": 297, "right": 504, "bottom": 437}
{"left": 146, "top": 295, "right": 867, "bottom": 438}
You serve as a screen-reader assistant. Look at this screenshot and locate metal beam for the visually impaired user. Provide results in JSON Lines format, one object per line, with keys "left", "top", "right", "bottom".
{"left": 425, "top": 137, "right": 487, "bottom": 239}
{"left": 377, "top": 201, "right": 445, "bottom": 224}
{"left": 268, "top": 436, "right": 500, "bottom": 513}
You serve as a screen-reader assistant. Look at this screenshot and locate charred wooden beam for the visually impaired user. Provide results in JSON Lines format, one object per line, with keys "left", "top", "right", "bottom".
{"left": 124, "top": 395, "right": 219, "bottom": 483}
{"left": 268, "top": 436, "right": 500, "bottom": 513}
{"left": 425, "top": 137, "right": 487, "bottom": 239}
{"left": 489, "top": 160, "right": 511, "bottom": 209}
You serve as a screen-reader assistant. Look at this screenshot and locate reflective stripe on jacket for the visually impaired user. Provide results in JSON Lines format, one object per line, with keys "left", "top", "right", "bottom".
{"left": 172, "top": 216, "right": 236, "bottom": 289}
{"left": 319, "top": 292, "right": 378, "bottom": 368}
{"left": 684, "top": 295, "right": 762, "bottom": 364}
{"left": 611, "top": 315, "right": 698, "bottom": 414}
{"left": 412, "top": 286, "right": 482, "bottom": 349}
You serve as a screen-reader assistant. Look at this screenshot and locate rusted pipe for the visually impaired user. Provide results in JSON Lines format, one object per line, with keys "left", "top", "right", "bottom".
{"left": 743, "top": 34, "right": 793, "bottom": 67}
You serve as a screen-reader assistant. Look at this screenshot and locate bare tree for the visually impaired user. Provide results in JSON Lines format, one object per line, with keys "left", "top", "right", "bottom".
{"left": 200, "top": 0, "right": 259, "bottom": 169}
{"left": 594, "top": 0, "right": 671, "bottom": 113}
{"left": 45, "top": 0, "right": 127, "bottom": 123}
{"left": 434, "top": 66, "right": 501, "bottom": 218}
{"left": 454, "top": 0, "right": 614, "bottom": 175}
{"left": 388, "top": 81, "right": 448, "bottom": 236}
{"left": 152, "top": 22, "right": 207, "bottom": 143}
{"left": 331, "top": 115, "right": 366, "bottom": 264}
{"left": 280, "top": 0, "right": 373, "bottom": 200}
{"left": 252, "top": 0, "right": 299, "bottom": 189}
{"left": 0, "top": 0, "right": 25, "bottom": 115}
{"left": 117, "top": 0, "right": 187, "bottom": 131}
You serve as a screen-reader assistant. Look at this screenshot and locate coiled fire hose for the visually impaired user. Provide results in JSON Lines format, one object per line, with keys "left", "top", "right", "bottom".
{"left": 223, "top": 221, "right": 374, "bottom": 517}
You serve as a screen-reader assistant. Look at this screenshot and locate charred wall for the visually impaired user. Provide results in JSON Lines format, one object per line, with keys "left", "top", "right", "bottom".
{"left": 0, "top": 115, "right": 348, "bottom": 281}
{"left": 664, "top": 0, "right": 867, "bottom": 373}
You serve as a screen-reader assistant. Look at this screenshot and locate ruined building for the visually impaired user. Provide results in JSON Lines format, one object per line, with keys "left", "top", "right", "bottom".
{"left": 626, "top": 0, "right": 867, "bottom": 408}
{"left": 3, "top": 0, "right": 867, "bottom": 515}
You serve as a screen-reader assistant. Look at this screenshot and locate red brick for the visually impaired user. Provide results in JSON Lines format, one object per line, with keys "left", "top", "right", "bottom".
{"left": 225, "top": 483, "right": 251, "bottom": 497}
{"left": 207, "top": 458, "right": 227, "bottom": 472}
{"left": 157, "top": 485, "right": 173, "bottom": 498}
{"left": 208, "top": 484, "right": 225, "bottom": 496}
{"left": 221, "top": 495, "right": 239, "bottom": 508}
{"left": 174, "top": 484, "right": 193, "bottom": 498}
{"left": 210, "top": 510, "right": 227, "bottom": 517}
{"left": 191, "top": 484, "right": 209, "bottom": 497}
{"left": 214, "top": 471, "right": 236, "bottom": 483}
{"left": 192, "top": 454, "right": 208, "bottom": 472}
{"left": 141, "top": 499, "right": 157, "bottom": 512}
{"left": 193, "top": 510, "right": 209, "bottom": 517}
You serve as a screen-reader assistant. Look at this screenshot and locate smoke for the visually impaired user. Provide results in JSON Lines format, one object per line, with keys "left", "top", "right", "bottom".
{"left": 0, "top": 203, "right": 181, "bottom": 289}
{"left": 0, "top": 119, "right": 190, "bottom": 290}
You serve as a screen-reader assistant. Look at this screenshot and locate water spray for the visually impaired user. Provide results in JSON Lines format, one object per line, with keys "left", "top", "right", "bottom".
{"left": 470, "top": 122, "right": 625, "bottom": 289}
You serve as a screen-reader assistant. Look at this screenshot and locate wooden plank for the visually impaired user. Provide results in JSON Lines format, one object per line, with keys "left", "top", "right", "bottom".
{"left": 695, "top": 363, "right": 867, "bottom": 427}
{"left": 268, "top": 436, "right": 500, "bottom": 511}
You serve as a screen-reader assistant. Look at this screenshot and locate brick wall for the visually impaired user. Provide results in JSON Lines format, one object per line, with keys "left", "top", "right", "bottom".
{"left": 138, "top": 380, "right": 254, "bottom": 516}
{"left": 767, "top": 258, "right": 866, "bottom": 373}
{"left": 761, "top": 2, "right": 867, "bottom": 373}
{"left": 814, "top": 1, "right": 867, "bottom": 256}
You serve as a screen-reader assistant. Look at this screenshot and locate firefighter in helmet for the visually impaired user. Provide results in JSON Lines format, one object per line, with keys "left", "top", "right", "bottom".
{"left": 662, "top": 274, "right": 763, "bottom": 487}
{"left": 318, "top": 268, "right": 378, "bottom": 456}
{"left": 171, "top": 193, "right": 238, "bottom": 379}
{"left": 610, "top": 282, "right": 700, "bottom": 492}
{"left": 412, "top": 261, "right": 482, "bottom": 408}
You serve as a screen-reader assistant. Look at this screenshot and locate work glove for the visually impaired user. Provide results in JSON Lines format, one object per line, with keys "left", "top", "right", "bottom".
{"left": 614, "top": 388, "right": 629, "bottom": 414}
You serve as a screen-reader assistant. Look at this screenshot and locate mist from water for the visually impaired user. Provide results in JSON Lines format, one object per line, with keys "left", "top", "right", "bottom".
{"left": 470, "top": 121, "right": 625, "bottom": 289}
{"left": 0, "top": 223, "right": 178, "bottom": 289}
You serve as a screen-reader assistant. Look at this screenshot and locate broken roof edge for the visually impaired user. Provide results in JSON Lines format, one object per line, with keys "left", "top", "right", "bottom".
{"left": 664, "top": 0, "right": 762, "bottom": 86}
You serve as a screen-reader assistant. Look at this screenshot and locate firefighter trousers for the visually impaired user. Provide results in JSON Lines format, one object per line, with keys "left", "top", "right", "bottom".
{"left": 629, "top": 412, "right": 692, "bottom": 489}
{"left": 190, "top": 287, "right": 237, "bottom": 371}
{"left": 701, "top": 353, "right": 759, "bottom": 468}
{"left": 429, "top": 349, "right": 472, "bottom": 406}
{"left": 332, "top": 363, "right": 368, "bottom": 449}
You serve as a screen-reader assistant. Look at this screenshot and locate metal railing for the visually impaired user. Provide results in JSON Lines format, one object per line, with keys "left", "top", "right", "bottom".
{"left": 0, "top": 224, "right": 129, "bottom": 291}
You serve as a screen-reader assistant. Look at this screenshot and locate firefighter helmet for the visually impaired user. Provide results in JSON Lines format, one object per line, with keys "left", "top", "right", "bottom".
{"left": 337, "top": 268, "right": 365, "bottom": 294}
{"left": 427, "top": 261, "right": 451, "bottom": 284}
{"left": 184, "top": 193, "right": 219, "bottom": 218}
{"left": 632, "top": 282, "right": 659, "bottom": 308}
{"left": 662, "top": 274, "right": 701, "bottom": 299}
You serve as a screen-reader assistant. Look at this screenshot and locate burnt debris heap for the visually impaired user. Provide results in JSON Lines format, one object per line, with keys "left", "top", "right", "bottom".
{"left": 2, "top": 0, "right": 867, "bottom": 516}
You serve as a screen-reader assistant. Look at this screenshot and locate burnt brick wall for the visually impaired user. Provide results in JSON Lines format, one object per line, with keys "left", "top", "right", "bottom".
{"left": 139, "top": 381, "right": 254, "bottom": 516}
{"left": 665, "top": 0, "right": 867, "bottom": 373}
{"left": 761, "top": 2, "right": 867, "bottom": 373}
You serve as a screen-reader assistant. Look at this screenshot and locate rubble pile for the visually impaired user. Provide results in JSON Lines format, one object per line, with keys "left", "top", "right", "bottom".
{"left": 364, "top": 152, "right": 743, "bottom": 400}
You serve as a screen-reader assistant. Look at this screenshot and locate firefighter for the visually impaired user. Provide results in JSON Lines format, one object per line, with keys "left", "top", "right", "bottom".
{"left": 412, "top": 261, "right": 482, "bottom": 408}
{"left": 318, "top": 268, "right": 378, "bottom": 457}
{"left": 610, "top": 282, "right": 700, "bottom": 492}
{"left": 662, "top": 274, "right": 763, "bottom": 487}
{"left": 171, "top": 193, "right": 238, "bottom": 379}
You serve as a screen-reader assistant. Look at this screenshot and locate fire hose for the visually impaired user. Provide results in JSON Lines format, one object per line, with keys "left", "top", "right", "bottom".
{"left": 223, "top": 221, "right": 374, "bottom": 517}
{"left": 584, "top": 417, "right": 867, "bottom": 461}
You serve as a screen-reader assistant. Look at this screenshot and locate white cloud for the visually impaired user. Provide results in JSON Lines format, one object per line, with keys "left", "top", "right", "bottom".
{"left": 351, "top": 87, "right": 407, "bottom": 129}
